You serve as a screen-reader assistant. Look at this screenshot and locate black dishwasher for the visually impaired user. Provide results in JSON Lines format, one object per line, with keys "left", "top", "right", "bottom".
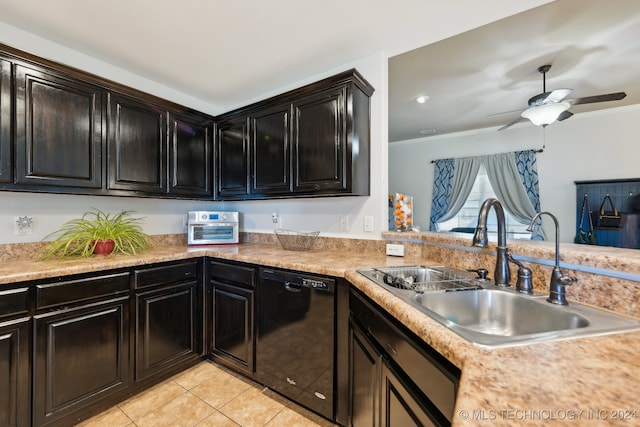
{"left": 257, "top": 268, "right": 335, "bottom": 420}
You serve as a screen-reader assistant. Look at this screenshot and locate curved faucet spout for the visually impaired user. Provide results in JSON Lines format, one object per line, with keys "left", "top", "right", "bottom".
{"left": 473, "top": 198, "right": 510, "bottom": 287}
{"left": 528, "top": 211, "right": 576, "bottom": 305}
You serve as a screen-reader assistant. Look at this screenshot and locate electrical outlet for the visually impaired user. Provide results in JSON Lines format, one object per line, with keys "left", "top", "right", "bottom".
{"left": 364, "top": 216, "right": 374, "bottom": 232}
{"left": 386, "top": 243, "right": 405, "bottom": 257}
{"left": 339, "top": 216, "right": 349, "bottom": 231}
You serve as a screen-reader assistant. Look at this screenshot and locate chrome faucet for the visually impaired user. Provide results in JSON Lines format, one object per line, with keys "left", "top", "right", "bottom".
{"left": 527, "top": 211, "right": 577, "bottom": 305}
{"left": 472, "top": 198, "right": 510, "bottom": 287}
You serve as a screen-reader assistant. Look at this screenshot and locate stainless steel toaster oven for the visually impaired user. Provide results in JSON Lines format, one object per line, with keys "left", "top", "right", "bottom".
{"left": 187, "top": 211, "right": 239, "bottom": 245}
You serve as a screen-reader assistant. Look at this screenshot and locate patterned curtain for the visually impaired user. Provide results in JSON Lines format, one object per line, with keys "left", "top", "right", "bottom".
{"left": 430, "top": 149, "right": 544, "bottom": 239}
{"left": 429, "top": 159, "right": 455, "bottom": 231}
{"left": 515, "top": 149, "right": 544, "bottom": 239}
{"left": 483, "top": 150, "right": 545, "bottom": 240}
{"left": 515, "top": 150, "right": 541, "bottom": 212}
{"left": 429, "top": 157, "right": 481, "bottom": 231}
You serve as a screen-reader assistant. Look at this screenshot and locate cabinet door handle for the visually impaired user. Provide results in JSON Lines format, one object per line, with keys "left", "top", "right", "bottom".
{"left": 386, "top": 343, "right": 398, "bottom": 355}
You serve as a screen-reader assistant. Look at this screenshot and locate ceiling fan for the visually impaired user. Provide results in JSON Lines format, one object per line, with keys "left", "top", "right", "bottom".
{"left": 498, "top": 64, "right": 627, "bottom": 131}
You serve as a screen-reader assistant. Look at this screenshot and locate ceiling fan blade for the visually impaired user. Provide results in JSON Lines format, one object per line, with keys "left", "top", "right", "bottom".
{"left": 545, "top": 88, "right": 572, "bottom": 103}
{"left": 528, "top": 88, "right": 572, "bottom": 106}
{"left": 498, "top": 116, "right": 526, "bottom": 131}
{"left": 557, "top": 111, "right": 573, "bottom": 121}
{"left": 487, "top": 108, "right": 525, "bottom": 117}
{"left": 567, "top": 92, "right": 627, "bottom": 106}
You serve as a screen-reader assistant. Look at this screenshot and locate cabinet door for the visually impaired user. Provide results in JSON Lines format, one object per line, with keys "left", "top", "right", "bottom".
{"left": 215, "top": 116, "right": 249, "bottom": 198}
{"left": 251, "top": 104, "right": 290, "bottom": 195}
{"left": 108, "top": 93, "right": 166, "bottom": 193}
{"left": 33, "top": 297, "right": 130, "bottom": 426}
{"left": 349, "top": 319, "right": 380, "bottom": 427}
{"left": 15, "top": 64, "right": 103, "bottom": 188}
{"left": 0, "top": 318, "right": 30, "bottom": 427}
{"left": 380, "top": 361, "right": 439, "bottom": 427}
{"left": 0, "top": 57, "right": 10, "bottom": 184}
{"left": 168, "top": 111, "right": 213, "bottom": 197}
{"left": 292, "top": 87, "right": 346, "bottom": 193}
{"left": 211, "top": 282, "right": 254, "bottom": 375}
{"left": 136, "top": 281, "right": 200, "bottom": 380}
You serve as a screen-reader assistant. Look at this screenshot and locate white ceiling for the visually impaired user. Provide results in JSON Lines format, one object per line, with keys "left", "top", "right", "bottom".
{"left": 389, "top": 0, "right": 640, "bottom": 141}
{"left": 0, "top": 0, "right": 551, "bottom": 113}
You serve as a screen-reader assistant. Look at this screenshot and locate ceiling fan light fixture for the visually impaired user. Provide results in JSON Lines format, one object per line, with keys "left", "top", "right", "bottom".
{"left": 521, "top": 102, "right": 570, "bottom": 126}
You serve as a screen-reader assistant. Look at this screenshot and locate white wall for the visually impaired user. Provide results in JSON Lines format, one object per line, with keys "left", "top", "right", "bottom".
{"left": 389, "top": 104, "right": 640, "bottom": 242}
{"left": 0, "top": 22, "right": 390, "bottom": 244}
{"left": 0, "top": 21, "right": 223, "bottom": 115}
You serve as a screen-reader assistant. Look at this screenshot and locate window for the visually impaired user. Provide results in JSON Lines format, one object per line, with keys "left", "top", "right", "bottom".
{"left": 437, "top": 165, "right": 532, "bottom": 239}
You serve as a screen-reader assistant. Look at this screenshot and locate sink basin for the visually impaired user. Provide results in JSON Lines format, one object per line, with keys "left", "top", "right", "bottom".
{"left": 414, "top": 290, "right": 589, "bottom": 337}
{"left": 358, "top": 266, "right": 640, "bottom": 347}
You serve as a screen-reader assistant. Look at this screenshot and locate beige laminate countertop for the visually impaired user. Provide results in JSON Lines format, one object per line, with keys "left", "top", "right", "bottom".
{"left": 2, "top": 243, "right": 639, "bottom": 426}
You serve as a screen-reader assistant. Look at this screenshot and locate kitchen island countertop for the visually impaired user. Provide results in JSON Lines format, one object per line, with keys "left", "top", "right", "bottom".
{"left": 1, "top": 242, "right": 638, "bottom": 426}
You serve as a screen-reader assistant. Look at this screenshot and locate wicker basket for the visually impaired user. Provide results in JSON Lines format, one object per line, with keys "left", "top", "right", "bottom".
{"left": 274, "top": 229, "right": 320, "bottom": 251}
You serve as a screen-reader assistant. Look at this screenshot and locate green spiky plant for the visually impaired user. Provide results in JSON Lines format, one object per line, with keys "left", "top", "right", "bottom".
{"left": 37, "top": 209, "right": 150, "bottom": 260}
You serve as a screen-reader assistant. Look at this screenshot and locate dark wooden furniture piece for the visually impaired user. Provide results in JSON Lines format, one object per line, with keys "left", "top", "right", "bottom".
{"left": 0, "top": 259, "right": 205, "bottom": 427}
{"left": 0, "top": 286, "right": 31, "bottom": 427}
{"left": 107, "top": 93, "right": 167, "bottom": 194}
{"left": 215, "top": 117, "right": 250, "bottom": 198}
{"left": 1, "top": 56, "right": 14, "bottom": 183}
{"left": 14, "top": 63, "right": 103, "bottom": 190}
{"left": 575, "top": 178, "right": 640, "bottom": 249}
{"left": 214, "top": 69, "right": 374, "bottom": 200}
{"left": 32, "top": 272, "right": 132, "bottom": 426}
{"left": 134, "top": 260, "right": 202, "bottom": 381}
{"left": 348, "top": 289, "right": 460, "bottom": 427}
{"left": 207, "top": 259, "right": 256, "bottom": 376}
{"left": 168, "top": 111, "right": 213, "bottom": 197}
{"left": 1, "top": 44, "right": 373, "bottom": 202}
{"left": 0, "top": 43, "right": 214, "bottom": 199}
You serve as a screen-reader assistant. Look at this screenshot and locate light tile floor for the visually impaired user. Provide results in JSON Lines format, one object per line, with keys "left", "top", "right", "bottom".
{"left": 77, "top": 361, "right": 337, "bottom": 427}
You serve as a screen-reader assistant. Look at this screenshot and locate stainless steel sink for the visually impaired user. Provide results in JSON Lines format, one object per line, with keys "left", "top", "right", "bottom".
{"left": 414, "top": 290, "right": 589, "bottom": 336}
{"left": 358, "top": 266, "right": 640, "bottom": 347}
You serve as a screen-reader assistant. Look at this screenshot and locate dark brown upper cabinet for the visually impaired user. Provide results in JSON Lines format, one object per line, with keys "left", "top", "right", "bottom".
{"left": 15, "top": 64, "right": 103, "bottom": 189}
{"left": 108, "top": 93, "right": 166, "bottom": 194}
{"left": 292, "top": 88, "right": 345, "bottom": 193}
{"left": 168, "top": 111, "right": 213, "bottom": 197}
{"left": 214, "top": 69, "right": 374, "bottom": 200}
{"left": 251, "top": 103, "right": 291, "bottom": 195}
{"left": 1, "top": 43, "right": 215, "bottom": 200}
{"left": 215, "top": 116, "right": 250, "bottom": 198}
{"left": 0, "top": 57, "right": 11, "bottom": 184}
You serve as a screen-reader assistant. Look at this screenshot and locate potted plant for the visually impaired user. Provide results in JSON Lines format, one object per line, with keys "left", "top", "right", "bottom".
{"left": 37, "top": 209, "right": 150, "bottom": 260}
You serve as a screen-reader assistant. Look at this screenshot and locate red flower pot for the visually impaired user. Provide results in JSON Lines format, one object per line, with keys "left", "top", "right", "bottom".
{"left": 93, "top": 239, "right": 115, "bottom": 255}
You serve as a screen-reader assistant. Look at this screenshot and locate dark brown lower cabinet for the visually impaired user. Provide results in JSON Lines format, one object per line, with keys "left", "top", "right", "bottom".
{"left": 349, "top": 289, "right": 460, "bottom": 427}
{"left": 349, "top": 318, "right": 380, "bottom": 427}
{"left": 211, "top": 282, "right": 254, "bottom": 374}
{"left": 135, "top": 280, "right": 200, "bottom": 380}
{"left": 33, "top": 296, "right": 130, "bottom": 426}
{"left": 208, "top": 260, "right": 256, "bottom": 376}
{"left": 0, "top": 317, "right": 31, "bottom": 427}
{"left": 380, "top": 361, "right": 437, "bottom": 427}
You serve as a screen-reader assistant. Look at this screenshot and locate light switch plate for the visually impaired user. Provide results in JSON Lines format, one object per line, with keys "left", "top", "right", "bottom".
{"left": 364, "top": 216, "right": 374, "bottom": 232}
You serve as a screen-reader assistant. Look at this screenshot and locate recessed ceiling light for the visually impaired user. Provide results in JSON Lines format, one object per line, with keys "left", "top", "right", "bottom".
{"left": 419, "top": 129, "right": 436, "bottom": 135}
{"left": 415, "top": 95, "right": 429, "bottom": 104}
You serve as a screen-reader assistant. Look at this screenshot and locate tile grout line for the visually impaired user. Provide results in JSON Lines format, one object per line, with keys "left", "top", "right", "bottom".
{"left": 116, "top": 380, "right": 189, "bottom": 425}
